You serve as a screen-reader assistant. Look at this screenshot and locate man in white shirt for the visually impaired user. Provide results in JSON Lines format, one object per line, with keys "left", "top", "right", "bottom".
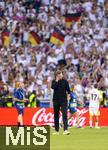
{"left": 88, "top": 84, "right": 102, "bottom": 128}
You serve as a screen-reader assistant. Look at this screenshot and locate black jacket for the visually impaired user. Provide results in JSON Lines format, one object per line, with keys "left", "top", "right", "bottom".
{"left": 51, "top": 78, "right": 70, "bottom": 103}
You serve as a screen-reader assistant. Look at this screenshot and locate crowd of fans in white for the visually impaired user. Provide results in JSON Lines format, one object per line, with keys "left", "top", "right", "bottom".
{"left": 0, "top": 0, "right": 108, "bottom": 107}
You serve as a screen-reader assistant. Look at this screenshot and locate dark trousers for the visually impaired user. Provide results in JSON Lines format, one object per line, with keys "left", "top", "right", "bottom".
{"left": 53, "top": 101, "right": 68, "bottom": 131}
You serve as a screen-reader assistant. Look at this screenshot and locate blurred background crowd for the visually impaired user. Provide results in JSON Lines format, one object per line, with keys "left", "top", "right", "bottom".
{"left": 0, "top": 0, "right": 108, "bottom": 108}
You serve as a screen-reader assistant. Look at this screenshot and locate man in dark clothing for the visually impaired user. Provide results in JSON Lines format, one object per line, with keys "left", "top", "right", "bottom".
{"left": 51, "top": 70, "right": 70, "bottom": 135}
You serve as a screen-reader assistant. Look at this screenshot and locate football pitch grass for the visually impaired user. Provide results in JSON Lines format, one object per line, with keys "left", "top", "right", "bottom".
{"left": 0, "top": 126, "right": 108, "bottom": 150}
{"left": 50, "top": 127, "right": 108, "bottom": 150}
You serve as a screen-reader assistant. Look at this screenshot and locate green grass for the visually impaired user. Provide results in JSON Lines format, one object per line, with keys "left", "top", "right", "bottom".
{"left": 50, "top": 127, "right": 108, "bottom": 150}
{"left": 0, "top": 126, "right": 108, "bottom": 150}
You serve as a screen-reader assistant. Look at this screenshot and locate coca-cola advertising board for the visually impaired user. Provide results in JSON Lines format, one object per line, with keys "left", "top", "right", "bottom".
{"left": 0, "top": 108, "right": 108, "bottom": 126}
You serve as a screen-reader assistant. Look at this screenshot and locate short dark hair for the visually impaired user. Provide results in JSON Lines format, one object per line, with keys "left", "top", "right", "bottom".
{"left": 56, "top": 70, "right": 62, "bottom": 75}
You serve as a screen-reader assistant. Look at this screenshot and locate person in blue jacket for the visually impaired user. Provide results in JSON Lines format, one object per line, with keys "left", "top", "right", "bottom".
{"left": 68, "top": 85, "right": 82, "bottom": 128}
{"left": 14, "top": 82, "right": 27, "bottom": 127}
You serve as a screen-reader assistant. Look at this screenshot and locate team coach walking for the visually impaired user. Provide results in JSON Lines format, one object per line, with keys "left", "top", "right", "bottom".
{"left": 51, "top": 70, "right": 70, "bottom": 135}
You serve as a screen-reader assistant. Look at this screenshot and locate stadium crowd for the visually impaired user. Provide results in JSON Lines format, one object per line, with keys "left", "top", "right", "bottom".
{"left": 0, "top": 0, "right": 108, "bottom": 107}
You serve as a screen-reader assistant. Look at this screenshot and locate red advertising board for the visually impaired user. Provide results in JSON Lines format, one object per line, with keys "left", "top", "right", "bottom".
{"left": 0, "top": 108, "right": 108, "bottom": 126}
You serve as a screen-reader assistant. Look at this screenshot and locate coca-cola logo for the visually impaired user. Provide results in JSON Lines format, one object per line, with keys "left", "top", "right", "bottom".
{"left": 32, "top": 108, "right": 88, "bottom": 126}
{"left": 68, "top": 109, "right": 88, "bottom": 127}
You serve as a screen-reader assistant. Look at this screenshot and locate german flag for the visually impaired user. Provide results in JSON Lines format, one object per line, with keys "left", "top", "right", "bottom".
{"left": 2, "top": 31, "right": 11, "bottom": 47}
{"left": 65, "top": 12, "right": 81, "bottom": 28}
{"left": 28, "top": 31, "right": 40, "bottom": 47}
{"left": 50, "top": 28, "right": 65, "bottom": 45}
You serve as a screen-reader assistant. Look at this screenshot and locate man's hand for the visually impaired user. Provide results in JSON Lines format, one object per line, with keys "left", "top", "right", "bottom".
{"left": 67, "top": 94, "right": 70, "bottom": 101}
{"left": 56, "top": 76, "right": 59, "bottom": 82}
{"left": 22, "top": 99, "right": 27, "bottom": 102}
